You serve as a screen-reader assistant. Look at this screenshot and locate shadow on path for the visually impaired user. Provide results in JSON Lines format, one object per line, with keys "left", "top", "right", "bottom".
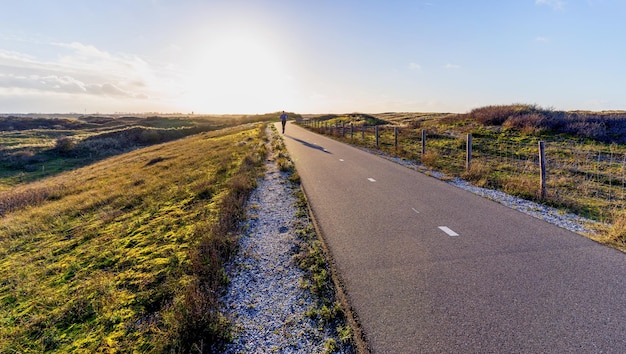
{"left": 284, "top": 135, "right": 331, "bottom": 154}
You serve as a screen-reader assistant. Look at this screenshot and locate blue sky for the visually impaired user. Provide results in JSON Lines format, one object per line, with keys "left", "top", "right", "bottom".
{"left": 1, "top": 0, "right": 624, "bottom": 114}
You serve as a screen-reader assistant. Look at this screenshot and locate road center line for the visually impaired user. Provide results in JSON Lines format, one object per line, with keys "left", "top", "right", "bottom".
{"left": 412, "top": 208, "right": 420, "bottom": 214}
{"left": 438, "top": 226, "right": 459, "bottom": 237}
{"left": 367, "top": 178, "right": 376, "bottom": 182}
{"left": 339, "top": 159, "right": 345, "bottom": 162}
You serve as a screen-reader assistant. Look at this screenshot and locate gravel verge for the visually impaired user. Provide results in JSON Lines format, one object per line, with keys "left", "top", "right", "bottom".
{"left": 222, "top": 128, "right": 345, "bottom": 353}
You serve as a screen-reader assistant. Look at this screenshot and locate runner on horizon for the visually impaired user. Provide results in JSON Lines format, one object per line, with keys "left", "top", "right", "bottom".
{"left": 280, "top": 111, "right": 287, "bottom": 134}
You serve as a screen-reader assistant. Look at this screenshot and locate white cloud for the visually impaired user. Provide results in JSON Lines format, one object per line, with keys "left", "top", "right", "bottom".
{"left": 535, "top": 0, "right": 565, "bottom": 10}
{"left": 0, "top": 42, "right": 164, "bottom": 101}
{"left": 535, "top": 36, "right": 550, "bottom": 43}
{"left": 408, "top": 62, "right": 422, "bottom": 72}
{"left": 444, "top": 63, "right": 461, "bottom": 69}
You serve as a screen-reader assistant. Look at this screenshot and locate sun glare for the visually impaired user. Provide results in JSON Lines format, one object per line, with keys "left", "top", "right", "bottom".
{"left": 181, "top": 32, "right": 294, "bottom": 114}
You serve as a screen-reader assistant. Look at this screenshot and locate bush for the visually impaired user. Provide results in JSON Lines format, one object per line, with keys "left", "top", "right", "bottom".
{"left": 469, "top": 104, "right": 539, "bottom": 125}
{"left": 563, "top": 120, "right": 607, "bottom": 141}
{"left": 503, "top": 113, "right": 549, "bottom": 134}
{"left": 467, "top": 104, "right": 626, "bottom": 143}
{"left": 55, "top": 137, "right": 76, "bottom": 154}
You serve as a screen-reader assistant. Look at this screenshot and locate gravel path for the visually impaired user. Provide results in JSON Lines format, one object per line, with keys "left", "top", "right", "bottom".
{"left": 222, "top": 131, "right": 338, "bottom": 353}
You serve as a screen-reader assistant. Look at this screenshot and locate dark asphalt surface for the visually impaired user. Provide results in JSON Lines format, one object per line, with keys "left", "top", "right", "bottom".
{"left": 278, "top": 122, "right": 626, "bottom": 353}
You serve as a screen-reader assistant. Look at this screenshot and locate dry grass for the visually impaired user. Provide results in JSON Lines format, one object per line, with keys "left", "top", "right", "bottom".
{"left": 420, "top": 151, "right": 440, "bottom": 169}
{"left": 461, "top": 161, "right": 491, "bottom": 187}
{"left": 604, "top": 210, "right": 626, "bottom": 249}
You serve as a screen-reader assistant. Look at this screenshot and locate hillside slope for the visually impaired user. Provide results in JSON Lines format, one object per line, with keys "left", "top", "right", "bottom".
{"left": 0, "top": 123, "right": 267, "bottom": 352}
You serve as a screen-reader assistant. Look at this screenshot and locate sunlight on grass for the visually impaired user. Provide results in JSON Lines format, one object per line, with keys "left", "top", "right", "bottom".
{"left": 0, "top": 123, "right": 267, "bottom": 352}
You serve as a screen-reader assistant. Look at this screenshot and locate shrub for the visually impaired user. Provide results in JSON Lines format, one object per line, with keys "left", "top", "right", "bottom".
{"left": 562, "top": 120, "right": 607, "bottom": 141}
{"left": 470, "top": 104, "right": 531, "bottom": 125}
{"left": 503, "top": 113, "right": 547, "bottom": 134}
{"left": 469, "top": 104, "right": 547, "bottom": 126}
{"left": 54, "top": 137, "right": 76, "bottom": 154}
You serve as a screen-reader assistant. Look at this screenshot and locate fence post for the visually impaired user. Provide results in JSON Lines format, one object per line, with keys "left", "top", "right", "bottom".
{"left": 350, "top": 123, "right": 354, "bottom": 139}
{"left": 421, "top": 129, "right": 426, "bottom": 156}
{"left": 394, "top": 127, "right": 399, "bottom": 151}
{"left": 375, "top": 125, "right": 379, "bottom": 148}
{"left": 539, "top": 141, "right": 546, "bottom": 199}
{"left": 362, "top": 125, "right": 365, "bottom": 140}
{"left": 342, "top": 121, "right": 345, "bottom": 137}
{"left": 466, "top": 133, "right": 472, "bottom": 170}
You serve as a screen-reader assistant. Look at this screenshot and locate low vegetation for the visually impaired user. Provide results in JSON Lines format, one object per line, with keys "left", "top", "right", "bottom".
{"left": 0, "top": 113, "right": 278, "bottom": 187}
{"left": 0, "top": 123, "right": 267, "bottom": 352}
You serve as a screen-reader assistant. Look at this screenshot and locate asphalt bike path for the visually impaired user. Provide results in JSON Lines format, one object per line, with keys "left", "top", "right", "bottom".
{"left": 277, "top": 122, "right": 626, "bottom": 353}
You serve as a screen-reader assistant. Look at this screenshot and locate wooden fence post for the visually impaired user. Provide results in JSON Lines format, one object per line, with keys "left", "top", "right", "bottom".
{"left": 350, "top": 123, "right": 354, "bottom": 139}
{"left": 394, "top": 127, "right": 399, "bottom": 151}
{"left": 362, "top": 125, "right": 365, "bottom": 140}
{"left": 375, "top": 125, "right": 379, "bottom": 148}
{"left": 466, "top": 133, "right": 472, "bottom": 170}
{"left": 421, "top": 129, "right": 426, "bottom": 156}
{"left": 539, "top": 141, "right": 546, "bottom": 199}
{"left": 342, "top": 122, "right": 345, "bottom": 137}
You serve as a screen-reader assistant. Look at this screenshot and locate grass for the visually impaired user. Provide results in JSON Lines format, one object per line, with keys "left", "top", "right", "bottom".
{"left": 0, "top": 123, "right": 267, "bottom": 352}
{"left": 0, "top": 113, "right": 279, "bottom": 187}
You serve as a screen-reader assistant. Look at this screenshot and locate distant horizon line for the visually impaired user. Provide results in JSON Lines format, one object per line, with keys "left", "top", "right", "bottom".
{"left": 2, "top": 107, "right": 626, "bottom": 117}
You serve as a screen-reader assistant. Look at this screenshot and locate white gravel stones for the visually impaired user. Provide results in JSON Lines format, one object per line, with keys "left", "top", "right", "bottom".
{"left": 222, "top": 139, "right": 335, "bottom": 353}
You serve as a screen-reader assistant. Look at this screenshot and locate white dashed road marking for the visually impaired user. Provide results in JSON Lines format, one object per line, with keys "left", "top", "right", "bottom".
{"left": 438, "top": 226, "right": 459, "bottom": 237}
{"left": 339, "top": 159, "right": 345, "bottom": 162}
{"left": 412, "top": 208, "right": 420, "bottom": 214}
{"left": 368, "top": 178, "right": 376, "bottom": 182}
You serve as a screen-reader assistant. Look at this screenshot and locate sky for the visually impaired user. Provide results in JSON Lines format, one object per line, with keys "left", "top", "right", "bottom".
{"left": 1, "top": 0, "right": 625, "bottom": 114}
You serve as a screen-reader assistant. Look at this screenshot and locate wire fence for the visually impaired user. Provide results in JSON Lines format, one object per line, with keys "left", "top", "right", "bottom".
{"left": 301, "top": 120, "right": 626, "bottom": 220}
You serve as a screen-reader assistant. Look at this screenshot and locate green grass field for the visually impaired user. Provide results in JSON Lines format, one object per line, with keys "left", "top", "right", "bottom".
{"left": 0, "top": 122, "right": 267, "bottom": 352}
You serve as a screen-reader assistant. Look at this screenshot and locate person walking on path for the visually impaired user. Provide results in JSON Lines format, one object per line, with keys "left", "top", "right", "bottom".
{"left": 280, "top": 111, "right": 287, "bottom": 134}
